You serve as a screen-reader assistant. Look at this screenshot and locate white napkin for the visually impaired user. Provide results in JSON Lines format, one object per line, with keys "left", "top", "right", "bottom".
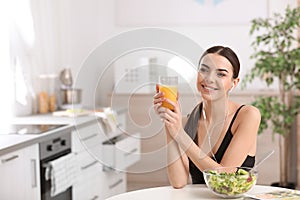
{"left": 45, "top": 153, "right": 79, "bottom": 197}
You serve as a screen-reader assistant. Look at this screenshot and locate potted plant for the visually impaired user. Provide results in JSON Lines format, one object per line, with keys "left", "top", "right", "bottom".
{"left": 242, "top": 5, "right": 300, "bottom": 188}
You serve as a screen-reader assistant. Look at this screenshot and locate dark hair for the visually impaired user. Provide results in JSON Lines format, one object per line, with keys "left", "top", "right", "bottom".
{"left": 198, "top": 46, "right": 240, "bottom": 79}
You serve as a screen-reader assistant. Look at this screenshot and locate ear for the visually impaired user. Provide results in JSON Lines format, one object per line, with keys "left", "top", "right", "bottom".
{"left": 232, "top": 78, "right": 240, "bottom": 89}
{"left": 229, "top": 78, "right": 240, "bottom": 93}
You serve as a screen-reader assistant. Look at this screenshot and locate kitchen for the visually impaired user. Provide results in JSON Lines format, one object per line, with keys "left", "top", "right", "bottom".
{"left": 0, "top": 0, "right": 299, "bottom": 199}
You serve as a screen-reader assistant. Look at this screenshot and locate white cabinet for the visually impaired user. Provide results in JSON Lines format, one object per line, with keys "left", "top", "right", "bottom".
{"left": 0, "top": 144, "right": 40, "bottom": 200}
{"left": 72, "top": 121, "right": 127, "bottom": 200}
{"left": 72, "top": 113, "right": 140, "bottom": 200}
{"left": 101, "top": 171, "right": 126, "bottom": 199}
{"left": 102, "top": 133, "right": 141, "bottom": 171}
{"left": 72, "top": 121, "right": 103, "bottom": 200}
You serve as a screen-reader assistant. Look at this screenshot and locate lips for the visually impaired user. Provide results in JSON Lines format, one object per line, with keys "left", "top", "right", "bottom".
{"left": 202, "top": 84, "right": 218, "bottom": 91}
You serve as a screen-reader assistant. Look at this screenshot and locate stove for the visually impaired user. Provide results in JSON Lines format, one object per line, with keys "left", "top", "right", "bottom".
{"left": 8, "top": 124, "right": 66, "bottom": 135}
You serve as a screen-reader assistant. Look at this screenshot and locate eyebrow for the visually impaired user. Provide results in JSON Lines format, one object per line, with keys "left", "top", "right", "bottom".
{"left": 200, "top": 63, "right": 229, "bottom": 73}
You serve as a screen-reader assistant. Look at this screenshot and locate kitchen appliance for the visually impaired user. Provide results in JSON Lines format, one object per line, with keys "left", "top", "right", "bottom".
{"left": 40, "top": 131, "right": 72, "bottom": 200}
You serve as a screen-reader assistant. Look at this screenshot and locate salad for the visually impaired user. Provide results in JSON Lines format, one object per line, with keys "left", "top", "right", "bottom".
{"left": 205, "top": 168, "right": 257, "bottom": 196}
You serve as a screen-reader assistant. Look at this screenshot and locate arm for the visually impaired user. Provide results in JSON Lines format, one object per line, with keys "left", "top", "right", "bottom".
{"left": 153, "top": 89, "right": 189, "bottom": 188}
{"left": 165, "top": 128, "right": 189, "bottom": 188}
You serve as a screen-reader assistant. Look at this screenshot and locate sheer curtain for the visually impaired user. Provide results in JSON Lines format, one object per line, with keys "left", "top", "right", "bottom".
{"left": 0, "top": 0, "right": 37, "bottom": 119}
{"left": 1, "top": 0, "right": 66, "bottom": 120}
{"left": 0, "top": 1, "right": 14, "bottom": 126}
{"left": 10, "top": 0, "right": 36, "bottom": 116}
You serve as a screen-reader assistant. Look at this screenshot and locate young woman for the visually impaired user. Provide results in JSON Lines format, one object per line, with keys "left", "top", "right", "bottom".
{"left": 153, "top": 46, "right": 261, "bottom": 188}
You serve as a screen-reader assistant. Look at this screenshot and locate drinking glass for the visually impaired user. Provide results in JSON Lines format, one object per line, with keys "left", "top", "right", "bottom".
{"left": 158, "top": 76, "right": 178, "bottom": 110}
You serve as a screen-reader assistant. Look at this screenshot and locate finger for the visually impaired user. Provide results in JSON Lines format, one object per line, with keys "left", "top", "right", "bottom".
{"left": 161, "top": 110, "right": 177, "bottom": 124}
{"left": 159, "top": 113, "right": 169, "bottom": 121}
{"left": 157, "top": 106, "right": 168, "bottom": 114}
{"left": 153, "top": 103, "right": 162, "bottom": 114}
{"left": 164, "top": 119, "right": 177, "bottom": 129}
{"left": 164, "top": 119, "right": 172, "bottom": 127}
{"left": 166, "top": 111, "right": 179, "bottom": 124}
{"left": 158, "top": 107, "right": 169, "bottom": 119}
{"left": 165, "top": 120, "right": 177, "bottom": 129}
{"left": 163, "top": 98, "right": 178, "bottom": 112}
{"left": 165, "top": 99, "right": 180, "bottom": 114}
{"left": 156, "top": 84, "right": 159, "bottom": 93}
{"left": 153, "top": 97, "right": 164, "bottom": 105}
{"left": 165, "top": 107, "right": 177, "bottom": 118}
{"left": 173, "top": 101, "right": 180, "bottom": 114}
{"left": 153, "top": 92, "right": 164, "bottom": 99}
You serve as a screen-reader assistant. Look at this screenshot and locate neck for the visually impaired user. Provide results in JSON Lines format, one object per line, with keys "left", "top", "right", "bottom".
{"left": 202, "top": 98, "right": 230, "bottom": 124}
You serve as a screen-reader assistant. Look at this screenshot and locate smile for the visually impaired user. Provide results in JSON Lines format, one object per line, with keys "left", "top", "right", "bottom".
{"left": 202, "top": 85, "right": 218, "bottom": 91}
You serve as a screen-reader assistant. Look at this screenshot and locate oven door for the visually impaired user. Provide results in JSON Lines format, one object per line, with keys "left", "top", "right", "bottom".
{"left": 40, "top": 149, "right": 72, "bottom": 200}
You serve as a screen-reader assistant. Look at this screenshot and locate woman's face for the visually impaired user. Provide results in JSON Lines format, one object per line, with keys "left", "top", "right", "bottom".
{"left": 197, "top": 53, "right": 238, "bottom": 101}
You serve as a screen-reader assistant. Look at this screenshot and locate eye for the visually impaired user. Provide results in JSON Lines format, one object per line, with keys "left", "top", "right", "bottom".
{"left": 217, "top": 72, "right": 226, "bottom": 77}
{"left": 199, "top": 67, "right": 209, "bottom": 73}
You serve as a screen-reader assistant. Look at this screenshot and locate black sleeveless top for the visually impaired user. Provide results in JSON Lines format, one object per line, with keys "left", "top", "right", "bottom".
{"left": 184, "top": 103, "right": 255, "bottom": 184}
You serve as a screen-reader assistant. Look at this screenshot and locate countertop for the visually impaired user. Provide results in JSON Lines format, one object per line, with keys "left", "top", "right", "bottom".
{"left": 0, "top": 125, "right": 73, "bottom": 156}
{"left": 0, "top": 113, "right": 100, "bottom": 156}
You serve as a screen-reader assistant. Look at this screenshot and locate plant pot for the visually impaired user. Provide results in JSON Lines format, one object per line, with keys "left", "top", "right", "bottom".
{"left": 271, "top": 182, "right": 296, "bottom": 189}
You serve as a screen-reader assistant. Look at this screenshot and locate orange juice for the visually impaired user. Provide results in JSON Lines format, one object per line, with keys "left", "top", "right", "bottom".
{"left": 159, "top": 85, "right": 178, "bottom": 110}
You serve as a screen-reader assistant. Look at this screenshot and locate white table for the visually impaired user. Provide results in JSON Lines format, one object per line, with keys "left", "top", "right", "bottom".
{"left": 106, "top": 184, "right": 295, "bottom": 200}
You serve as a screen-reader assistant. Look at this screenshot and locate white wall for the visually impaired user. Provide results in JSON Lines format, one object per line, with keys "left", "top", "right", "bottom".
{"left": 111, "top": 0, "right": 297, "bottom": 92}
{"left": 29, "top": 0, "right": 116, "bottom": 76}
{"left": 84, "top": 0, "right": 297, "bottom": 106}
{"left": 27, "top": 0, "right": 297, "bottom": 107}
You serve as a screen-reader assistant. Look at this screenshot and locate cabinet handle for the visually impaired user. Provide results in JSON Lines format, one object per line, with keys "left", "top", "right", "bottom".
{"left": 31, "top": 159, "right": 37, "bottom": 188}
{"left": 109, "top": 179, "right": 123, "bottom": 189}
{"left": 81, "top": 160, "right": 98, "bottom": 170}
{"left": 1, "top": 155, "right": 19, "bottom": 163}
{"left": 81, "top": 133, "right": 98, "bottom": 141}
{"left": 124, "top": 148, "right": 138, "bottom": 157}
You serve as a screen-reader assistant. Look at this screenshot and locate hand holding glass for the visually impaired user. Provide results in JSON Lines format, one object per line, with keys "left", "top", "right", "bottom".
{"left": 158, "top": 76, "right": 178, "bottom": 110}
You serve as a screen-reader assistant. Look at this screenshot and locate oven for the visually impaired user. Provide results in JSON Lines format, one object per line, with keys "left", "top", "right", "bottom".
{"left": 39, "top": 130, "right": 72, "bottom": 200}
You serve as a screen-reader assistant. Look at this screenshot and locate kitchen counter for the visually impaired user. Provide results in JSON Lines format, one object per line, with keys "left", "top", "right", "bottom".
{"left": 11, "top": 113, "right": 98, "bottom": 125}
{"left": 0, "top": 107, "right": 128, "bottom": 157}
{"left": 0, "top": 124, "right": 74, "bottom": 157}
{"left": 0, "top": 113, "right": 100, "bottom": 156}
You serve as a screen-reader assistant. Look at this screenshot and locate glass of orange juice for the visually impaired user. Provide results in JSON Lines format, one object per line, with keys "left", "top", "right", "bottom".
{"left": 159, "top": 76, "right": 178, "bottom": 110}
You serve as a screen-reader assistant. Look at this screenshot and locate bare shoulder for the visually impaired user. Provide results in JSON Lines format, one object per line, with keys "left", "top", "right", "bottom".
{"left": 239, "top": 104, "right": 261, "bottom": 122}
{"left": 241, "top": 105, "right": 261, "bottom": 116}
{"left": 231, "top": 104, "right": 261, "bottom": 135}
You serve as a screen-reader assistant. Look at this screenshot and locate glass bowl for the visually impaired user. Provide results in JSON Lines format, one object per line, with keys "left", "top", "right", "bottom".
{"left": 203, "top": 166, "right": 258, "bottom": 198}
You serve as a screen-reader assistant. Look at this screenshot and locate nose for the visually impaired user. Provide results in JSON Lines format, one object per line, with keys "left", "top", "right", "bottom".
{"left": 204, "top": 72, "right": 214, "bottom": 84}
